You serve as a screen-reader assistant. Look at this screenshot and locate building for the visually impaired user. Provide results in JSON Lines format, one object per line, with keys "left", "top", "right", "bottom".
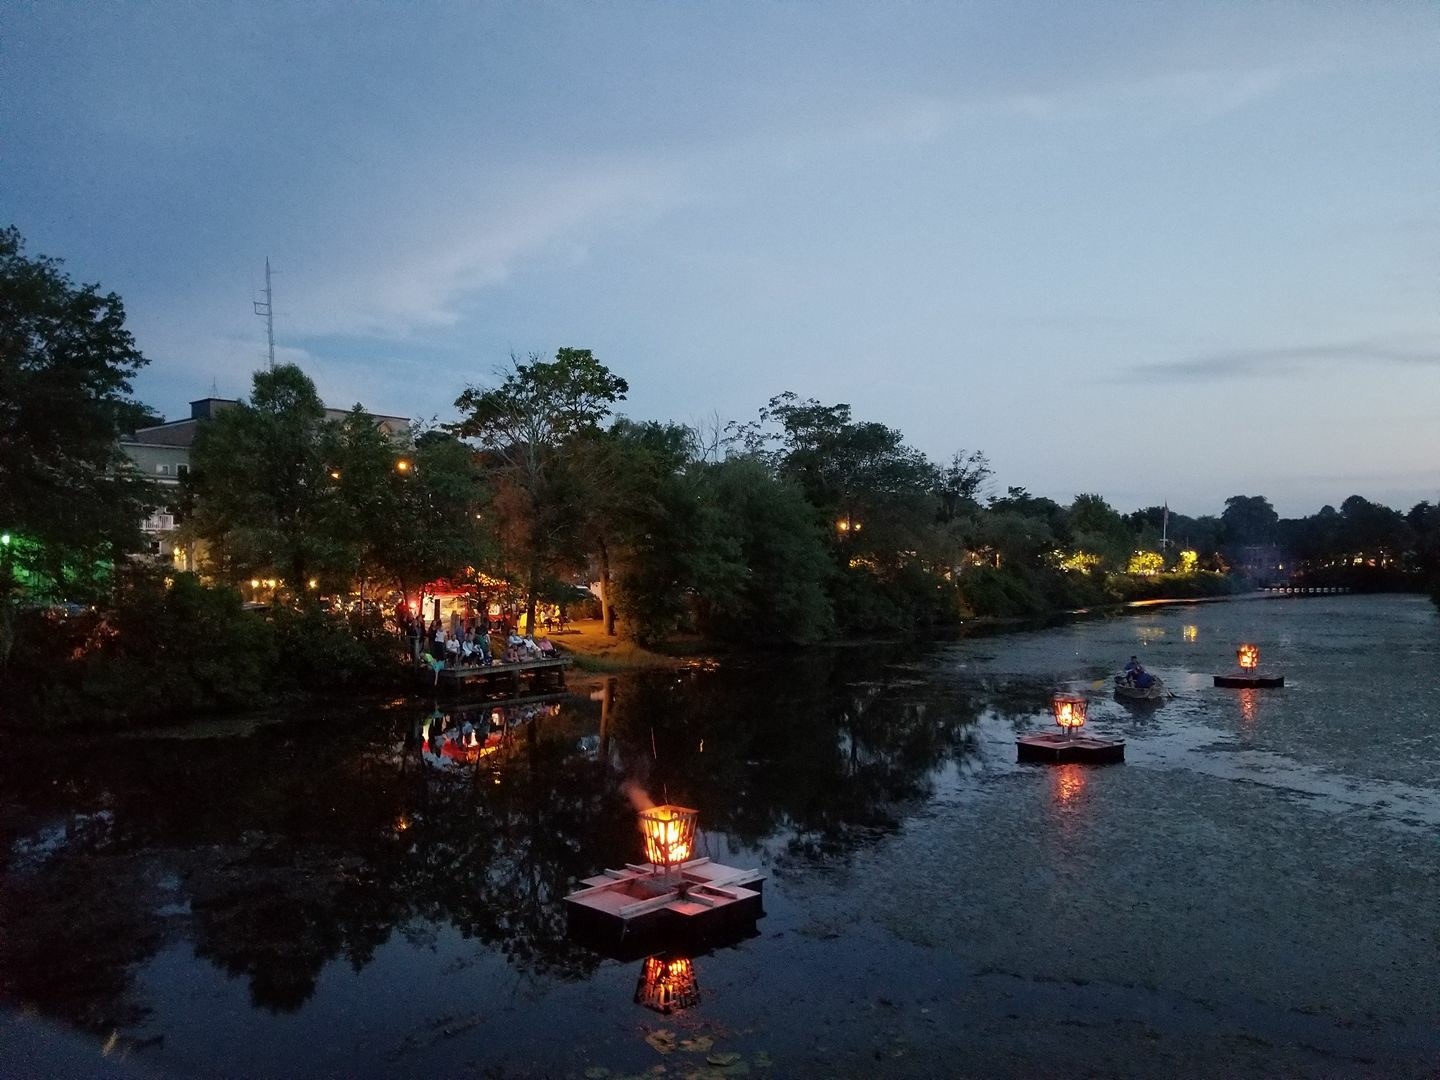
{"left": 120, "top": 397, "right": 410, "bottom": 568}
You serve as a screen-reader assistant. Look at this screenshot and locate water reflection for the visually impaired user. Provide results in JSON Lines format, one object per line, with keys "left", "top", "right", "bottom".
{"left": 633, "top": 952, "right": 701, "bottom": 1014}
{"left": 1051, "top": 763, "right": 1088, "bottom": 809}
{"left": 1238, "top": 688, "right": 1258, "bottom": 728}
{"left": 0, "top": 646, "right": 987, "bottom": 1038}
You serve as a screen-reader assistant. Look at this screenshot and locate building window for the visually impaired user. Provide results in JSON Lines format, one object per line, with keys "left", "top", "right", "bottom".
{"left": 156, "top": 464, "right": 171, "bottom": 475}
{"left": 177, "top": 464, "right": 189, "bottom": 477}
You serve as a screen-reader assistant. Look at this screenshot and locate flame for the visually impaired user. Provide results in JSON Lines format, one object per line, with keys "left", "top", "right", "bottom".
{"left": 638, "top": 804, "right": 697, "bottom": 867}
{"left": 1052, "top": 694, "right": 1087, "bottom": 730}
{"left": 1237, "top": 643, "right": 1259, "bottom": 671}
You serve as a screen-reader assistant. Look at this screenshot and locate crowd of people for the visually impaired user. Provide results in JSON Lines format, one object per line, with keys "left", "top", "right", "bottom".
{"left": 395, "top": 608, "right": 559, "bottom": 675}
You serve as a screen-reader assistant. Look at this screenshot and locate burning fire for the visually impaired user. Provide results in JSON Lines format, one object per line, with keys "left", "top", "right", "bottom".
{"left": 1237, "top": 643, "right": 1259, "bottom": 672}
{"left": 1052, "top": 693, "right": 1087, "bottom": 732}
{"left": 639, "top": 805, "right": 698, "bottom": 868}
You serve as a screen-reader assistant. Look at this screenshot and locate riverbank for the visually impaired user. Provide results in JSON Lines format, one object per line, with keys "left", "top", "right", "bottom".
{"left": 549, "top": 620, "right": 698, "bottom": 672}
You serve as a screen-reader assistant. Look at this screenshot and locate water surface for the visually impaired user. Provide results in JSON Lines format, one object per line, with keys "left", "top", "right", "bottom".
{"left": 2, "top": 594, "right": 1437, "bottom": 1078}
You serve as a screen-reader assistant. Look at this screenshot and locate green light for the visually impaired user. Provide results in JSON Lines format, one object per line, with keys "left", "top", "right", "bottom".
{"left": 0, "top": 533, "right": 10, "bottom": 546}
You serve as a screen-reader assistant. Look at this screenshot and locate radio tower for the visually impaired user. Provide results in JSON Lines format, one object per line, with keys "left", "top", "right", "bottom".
{"left": 253, "top": 256, "right": 276, "bottom": 369}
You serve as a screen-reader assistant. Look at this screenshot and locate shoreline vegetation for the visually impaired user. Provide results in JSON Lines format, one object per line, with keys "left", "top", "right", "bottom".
{"left": 4, "top": 226, "right": 1440, "bottom": 730}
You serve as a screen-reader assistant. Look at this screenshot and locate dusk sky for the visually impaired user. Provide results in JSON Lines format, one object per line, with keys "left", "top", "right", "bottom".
{"left": 4, "top": 2, "right": 1437, "bottom": 517}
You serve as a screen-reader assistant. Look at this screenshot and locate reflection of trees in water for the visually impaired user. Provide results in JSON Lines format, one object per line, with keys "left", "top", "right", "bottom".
{"left": 0, "top": 701, "right": 629, "bottom": 1026}
{"left": 604, "top": 648, "right": 985, "bottom": 865}
{"left": 1, "top": 647, "right": 1001, "bottom": 1031}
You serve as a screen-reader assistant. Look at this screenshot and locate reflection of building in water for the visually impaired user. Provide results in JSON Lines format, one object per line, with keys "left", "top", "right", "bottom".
{"left": 633, "top": 953, "right": 700, "bottom": 1014}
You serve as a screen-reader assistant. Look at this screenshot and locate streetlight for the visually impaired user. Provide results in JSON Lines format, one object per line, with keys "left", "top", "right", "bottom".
{"left": 395, "top": 458, "right": 412, "bottom": 474}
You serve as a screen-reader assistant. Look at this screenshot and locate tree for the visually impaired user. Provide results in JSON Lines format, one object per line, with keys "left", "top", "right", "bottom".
{"left": 0, "top": 226, "right": 157, "bottom": 665}
{"left": 1221, "top": 495, "right": 1279, "bottom": 547}
{"left": 937, "top": 450, "right": 992, "bottom": 523}
{"left": 586, "top": 419, "right": 701, "bottom": 641}
{"left": 383, "top": 428, "right": 494, "bottom": 604}
{"left": 452, "top": 349, "right": 628, "bottom": 632}
{"left": 694, "top": 456, "right": 834, "bottom": 643}
{"left": 186, "top": 364, "right": 342, "bottom": 596}
{"left": 1067, "top": 493, "right": 1133, "bottom": 569}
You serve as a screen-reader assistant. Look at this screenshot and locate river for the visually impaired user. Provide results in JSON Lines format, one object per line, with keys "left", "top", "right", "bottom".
{"left": 1, "top": 593, "right": 1437, "bottom": 1078}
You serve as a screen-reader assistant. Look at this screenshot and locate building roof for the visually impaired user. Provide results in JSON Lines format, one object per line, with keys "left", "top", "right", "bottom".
{"left": 122, "top": 400, "right": 409, "bottom": 449}
{"left": 122, "top": 419, "right": 201, "bottom": 447}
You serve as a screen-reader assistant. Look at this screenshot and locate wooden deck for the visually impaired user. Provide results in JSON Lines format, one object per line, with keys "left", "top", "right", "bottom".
{"left": 1214, "top": 671, "right": 1284, "bottom": 688}
{"left": 425, "top": 656, "right": 571, "bottom": 694}
{"left": 1016, "top": 731, "right": 1126, "bottom": 764}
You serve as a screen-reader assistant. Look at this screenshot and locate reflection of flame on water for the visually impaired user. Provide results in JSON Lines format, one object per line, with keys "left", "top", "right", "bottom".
{"left": 1183, "top": 625, "right": 1198, "bottom": 642}
{"left": 634, "top": 954, "right": 700, "bottom": 1014}
{"left": 1239, "top": 688, "right": 1258, "bottom": 727}
{"left": 1053, "top": 764, "right": 1087, "bottom": 806}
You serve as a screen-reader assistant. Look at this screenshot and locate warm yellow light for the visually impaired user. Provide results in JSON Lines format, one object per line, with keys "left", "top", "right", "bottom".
{"left": 836, "top": 519, "right": 850, "bottom": 532}
{"left": 307, "top": 578, "right": 318, "bottom": 590}
{"left": 1052, "top": 693, "right": 1087, "bottom": 731}
{"left": 329, "top": 469, "right": 341, "bottom": 480}
{"left": 1237, "top": 643, "right": 1259, "bottom": 672}
{"left": 1127, "top": 550, "right": 1164, "bottom": 576}
{"left": 638, "top": 805, "right": 698, "bottom": 871}
{"left": 395, "top": 459, "right": 412, "bottom": 472}
{"left": 634, "top": 955, "right": 700, "bottom": 1014}
{"left": 1177, "top": 549, "right": 1198, "bottom": 573}
{"left": 1059, "top": 550, "right": 1101, "bottom": 573}
{"left": 264, "top": 578, "right": 277, "bottom": 589}
{"left": 250, "top": 579, "right": 260, "bottom": 589}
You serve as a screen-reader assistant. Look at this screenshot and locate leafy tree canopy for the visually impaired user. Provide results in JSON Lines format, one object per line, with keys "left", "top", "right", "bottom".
{"left": 0, "top": 226, "right": 158, "bottom": 660}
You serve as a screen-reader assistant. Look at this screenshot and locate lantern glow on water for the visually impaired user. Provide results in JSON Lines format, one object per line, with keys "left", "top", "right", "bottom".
{"left": 638, "top": 804, "right": 698, "bottom": 872}
{"left": 1051, "top": 693, "right": 1088, "bottom": 735}
{"left": 633, "top": 955, "right": 700, "bottom": 1014}
{"left": 1237, "top": 643, "right": 1260, "bottom": 672}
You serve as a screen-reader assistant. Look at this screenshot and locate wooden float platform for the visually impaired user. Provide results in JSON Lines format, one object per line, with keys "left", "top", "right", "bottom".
{"left": 1213, "top": 671, "right": 1284, "bottom": 688}
{"left": 1016, "top": 731, "right": 1125, "bottom": 764}
{"left": 425, "top": 656, "right": 570, "bottom": 694}
{"left": 565, "top": 858, "right": 765, "bottom": 954}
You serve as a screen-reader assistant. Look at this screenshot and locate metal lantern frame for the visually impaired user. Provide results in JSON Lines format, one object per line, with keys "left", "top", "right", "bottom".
{"left": 1236, "top": 643, "right": 1260, "bottom": 672}
{"left": 638, "top": 804, "right": 699, "bottom": 875}
{"left": 1051, "top": 693, "right": 1088, "bottom": 738}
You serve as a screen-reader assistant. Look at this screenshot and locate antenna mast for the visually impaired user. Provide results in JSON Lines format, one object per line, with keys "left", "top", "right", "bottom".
{"left": 253, "top": 256, "right": 276, "bottom": 369}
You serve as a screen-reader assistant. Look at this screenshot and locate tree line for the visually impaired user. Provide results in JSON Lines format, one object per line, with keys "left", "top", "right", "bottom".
{"left": 4, "top": 226, "right": 1440, "bottom": 719}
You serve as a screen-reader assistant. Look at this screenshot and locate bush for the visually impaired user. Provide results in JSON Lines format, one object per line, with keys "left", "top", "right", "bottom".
{"left": 270, "top": 606, "right": 404, "bottom": 691}
{"left": 1, "top": 570, "right": 277, "bottom": 726}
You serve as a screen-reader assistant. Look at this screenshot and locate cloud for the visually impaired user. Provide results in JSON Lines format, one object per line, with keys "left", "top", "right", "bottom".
{"left": 279, "top": 158, "right": 691, "bottom": 342}
{"left": 1131, "top": 339, "right": 1440, "bottom": 382}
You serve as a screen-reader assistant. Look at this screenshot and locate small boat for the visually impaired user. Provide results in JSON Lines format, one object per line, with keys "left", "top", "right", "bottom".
{"left": 1114, "top": 674, "right": 1167, "bottom": 702}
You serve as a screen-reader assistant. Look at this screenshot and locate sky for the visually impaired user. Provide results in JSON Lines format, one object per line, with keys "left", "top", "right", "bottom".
{"left": 3, "top": 2, "right": 1437, "bottom": 518}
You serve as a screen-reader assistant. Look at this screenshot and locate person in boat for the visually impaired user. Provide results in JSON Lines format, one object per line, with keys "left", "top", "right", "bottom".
{"left": 1122, "top": 656, "right": 1155, "bottom": 689}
